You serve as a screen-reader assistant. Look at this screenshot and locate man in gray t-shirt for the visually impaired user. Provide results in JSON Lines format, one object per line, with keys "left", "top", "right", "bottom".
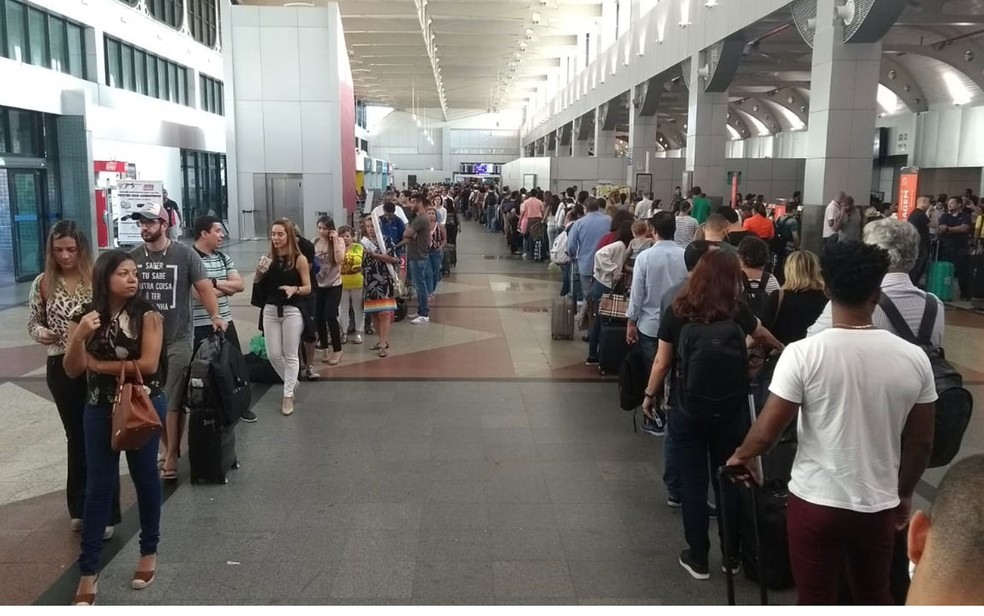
{"left": 398, "top": 194, "right": 434, "bottom": 323}
{"left": 129, "top": 202, "right": 225, "bottom": 480}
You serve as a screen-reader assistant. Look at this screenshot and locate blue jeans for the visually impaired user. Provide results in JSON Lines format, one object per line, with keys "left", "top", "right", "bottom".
{"left": 668, "top": 406, "right": 747, "bottom": 566}
{"left": 428, "top": 250, "right": 444, "bottom": 294}
{"left": 408, "top": 258, "right": 432, "bottom": 317}
{"left": 587, "top": 277, "right": 611, "bottom": 358}
{"left": 486, "top": 204, "right": 496, "bottom": 231}
{"left": 79, "top": 393, "right": 167, "bottom": 575}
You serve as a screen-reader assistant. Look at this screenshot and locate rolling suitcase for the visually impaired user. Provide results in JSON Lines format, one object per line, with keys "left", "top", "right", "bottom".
{"left": 188, "top": 407, "right": 239, "bottom": 484}
{"left": 720, "top": 465, "right": 769, "bottom": 605}
{"left": 597, "top": 320, "right": 628, "bottom": 375}
{"left": 927, "top": 260, "right": 954, "bottom": 302}
{"left": 968, "top": 248, "right": 984, "bottom": 299}
{"left": 551, "top": 263, "right": 576, "bottom": 340}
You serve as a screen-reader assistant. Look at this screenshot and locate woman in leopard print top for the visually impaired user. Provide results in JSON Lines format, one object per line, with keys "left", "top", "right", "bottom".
{"left": 26, "top": 221, "right": 120, "bottom": 536}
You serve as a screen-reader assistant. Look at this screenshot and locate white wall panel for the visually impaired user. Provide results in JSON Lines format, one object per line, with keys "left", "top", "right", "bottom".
{"left": 231, "top": 27, "right": 263, "bottom": 101}
{"left": 297, "top": 28, "right": 334, "bottom": 102}
{"left": 259, "top": 28, "right": 301, "bottom": 102}
{"left": 300, "top": 102, "right": 334, "bottom": 174}
{"left": 233, "top": 102, "right": 267, "bottom": 173}
{"left": 261, "top": 101, "right": 303, "bottom": 172}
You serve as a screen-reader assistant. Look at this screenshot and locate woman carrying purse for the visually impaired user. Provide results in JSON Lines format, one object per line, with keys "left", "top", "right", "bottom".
{"left": 63, "top": 250, "right": 166, "bottom": 605}
{"left": 27, "top": 221, "right": 121, "bottom": 539}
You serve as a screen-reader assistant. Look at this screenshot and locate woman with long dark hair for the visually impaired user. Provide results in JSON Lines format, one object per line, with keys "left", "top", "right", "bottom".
{"left": 28, "top": 221, "right": 121, "bottom": 538}
{"left": 313, "top": 215, "right": 346, "bottom": 365}
{"left": 63, "top": 250, "right": 166, "bottom": 605}
{"left": 255, "top": 219, "right": 312, "bottom": 415}
{"left": 641, "top": 249, "right": 782, "bottom": 580}
{"left": 361, "top": 216, "right": 399, "bottom": 357}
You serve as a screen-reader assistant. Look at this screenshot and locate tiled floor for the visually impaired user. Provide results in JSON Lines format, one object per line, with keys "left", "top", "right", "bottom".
{"left": 2, "top": 221, "right": 983, "bottom": 605}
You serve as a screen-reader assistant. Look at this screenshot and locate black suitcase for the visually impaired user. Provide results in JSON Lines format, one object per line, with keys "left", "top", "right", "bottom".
{"left": 598, "top": 320, "right": 628, "bottom": 375}
{"left": 188, "top": 407, "right": 239, "bottom": 485}
{"left": 720, "top": 465, "right": 769, "bottom": 605}
{"left": 968, "top": 252, "right": 984, "bottom": 299}
{"left": 739, "top": 480, "right": 794, "bottom": 590}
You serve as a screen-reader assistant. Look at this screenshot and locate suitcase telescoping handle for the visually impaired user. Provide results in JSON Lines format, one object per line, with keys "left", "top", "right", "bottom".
{"left": 718, "top": 465, "right": 768, "bottom": 606}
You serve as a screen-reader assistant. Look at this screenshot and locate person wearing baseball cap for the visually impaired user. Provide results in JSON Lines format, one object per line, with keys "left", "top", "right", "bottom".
{"left": 129, "top": 202, "right": 226, "bottom": 481}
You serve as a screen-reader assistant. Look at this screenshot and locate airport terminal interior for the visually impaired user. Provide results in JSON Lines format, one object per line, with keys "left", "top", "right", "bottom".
{"left": 1, "top": 0, "right": 984, "bottom": 607}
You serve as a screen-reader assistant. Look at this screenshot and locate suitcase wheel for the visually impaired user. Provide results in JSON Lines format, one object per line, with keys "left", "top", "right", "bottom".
{"left": 231, "top": 460, "right": 241, "bottom": 470}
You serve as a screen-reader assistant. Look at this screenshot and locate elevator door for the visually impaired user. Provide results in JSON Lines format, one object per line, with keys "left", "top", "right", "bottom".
{"left": 1, "top": 169, "right": 47, "bottom": 282}
{"left": 252, "top": 174, "right": 303, "bottom": 236}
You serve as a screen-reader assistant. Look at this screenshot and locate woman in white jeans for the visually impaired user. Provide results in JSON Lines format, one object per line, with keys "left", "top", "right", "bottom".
{"left": 254, "top": 219, "right": 312, "bottom": 416}
{"left": 338, "top": 226, "right": 365, "bottom": 344}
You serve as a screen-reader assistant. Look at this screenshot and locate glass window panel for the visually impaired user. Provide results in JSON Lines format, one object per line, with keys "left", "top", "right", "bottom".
{"left": 0, "top": 110, "right": 7, "bottom": 153}
{"left": 177, "top": 67, "right": 187, "bottom": 105}
{"left": 27, "top": 8, "right": 48, "bottom": 67}
{"left": 6, "top": 1, "right": 26, "bottom": 62}
{"left": 9, "top": 108, "right": 41, "bottom": 155}
{"left": 146, "top": 53, "right": 158, "bottom": 97}
{"left": 47, "top": 16, "right": 66, "bottom": 73}
{"left": 66, "top": 23, "right": 84, "bottom": 79}
{"left": 121, "top": 43, "right": 134, "bottom": 91}
{"left": 134, "top": 50, "right": 146, "bottom": 94}
{"left": 217, "top": 83, "right": 224, "bottom": 115}
{"left": 157, "top": 57, "right": 168, "bottom": 99}
{"left": 106, "top": 39, "right": 121, "bottom": 88}
{"left": 168, "top": 62, "right": 178, "bottom": 102}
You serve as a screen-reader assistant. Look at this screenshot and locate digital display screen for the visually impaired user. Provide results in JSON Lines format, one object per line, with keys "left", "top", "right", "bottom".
{"left": 474, "top": 164, "right": 488, "bottom": 175}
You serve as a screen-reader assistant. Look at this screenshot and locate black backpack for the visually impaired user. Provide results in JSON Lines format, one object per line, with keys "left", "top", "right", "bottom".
{"left": 187, "top": 332, "right": 252, "bottom": 427}
{"left": 878, "top": 296, "right": 973, "bottom": 468}
{"left": 675, "top": 321, "right": 750, "bottom": 417}
{"left": 741, "top": 271, "right": 770, "bottom": 318}
{"left": 618, "top": 343, "right": 648, "bottom": 411}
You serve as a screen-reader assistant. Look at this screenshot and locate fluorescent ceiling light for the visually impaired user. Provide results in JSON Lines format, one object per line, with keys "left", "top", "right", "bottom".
{"left": 876, "top": 84, "right": 903, "bottom": 115}
{"left": 943, "top": 70, "right": 971, "bottom": 106}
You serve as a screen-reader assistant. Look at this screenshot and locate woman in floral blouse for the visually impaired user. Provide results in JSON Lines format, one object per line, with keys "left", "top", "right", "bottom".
{"left": 64, "top": 249, "right": 166, "bottom": 605}
{"left": 27, "top": 221, "right": 121, "bottom": 538}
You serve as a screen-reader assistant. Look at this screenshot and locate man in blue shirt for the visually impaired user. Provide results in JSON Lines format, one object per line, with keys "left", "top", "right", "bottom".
{"left": 939, "top": 197, "right": 974, "bottom": 299}
{"left": 378, "top": 201, "right": 406, "bottom": 255}
{"left": 566, "top": 197, "right": 612, "bottom": 301}
{"left": 626, "top": 212, "right": 687, "bottom": 434}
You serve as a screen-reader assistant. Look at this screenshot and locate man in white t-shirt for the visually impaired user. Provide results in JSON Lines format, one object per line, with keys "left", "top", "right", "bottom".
{"left": 635, "top": 192, "right": 655, "bottom": 220}
{"left": 728, "top": 240, "right": 936, "bottom": 605}
{"left": 822, "top": 191, "right": 846, "bottom": 240}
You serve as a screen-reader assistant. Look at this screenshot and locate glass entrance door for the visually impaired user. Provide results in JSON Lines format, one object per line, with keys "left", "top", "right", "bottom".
{"left": 8, "top": 169, "right": 45, "bottom": 282}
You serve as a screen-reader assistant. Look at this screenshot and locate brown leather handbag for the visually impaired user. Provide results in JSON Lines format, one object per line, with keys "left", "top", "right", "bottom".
{"left": 111, "top": 361, "right": 162, "bottom": 452}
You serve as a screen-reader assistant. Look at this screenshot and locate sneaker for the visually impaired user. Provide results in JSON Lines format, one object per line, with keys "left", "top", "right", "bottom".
{"left": 305, "top": 365, "right": 321, "bottom": 379}
{"left": 679, "top": 549, "right": 710, "bottom": 580}
{"left": 340, "top": 333, "right": 348, "bottom": 345}
{"left": 103, "top": 526, "right": 115, "bottom": 541}
{"left": 640, "top": 411, "right": 667, "bottom": 437}
{"left": 411, "top": 316, "right": 430, "bottom": 325}
{"left": 353, "top": 333, "right": 364, "bottom": 345}
{"left": 585, "top": 357, "right": 599, "bottom": 366}
{"left": 407, "top": 313, "right": 421, "bottom": 321}
{"left": 667, "top": 497, "right": 681, "bottom": 509}
{"left": 721, "top": 557, "right": 741, "bottom": 575}
{"left": 240, "top": 409, "right": 258, "bottom": 423}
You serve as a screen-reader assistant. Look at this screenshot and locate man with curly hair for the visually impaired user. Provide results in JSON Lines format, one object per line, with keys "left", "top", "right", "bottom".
{"left": 728, "top": 241, "right": 937, "bottom": 605}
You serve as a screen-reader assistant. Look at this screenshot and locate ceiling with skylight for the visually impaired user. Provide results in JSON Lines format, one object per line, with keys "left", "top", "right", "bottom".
{"left": 237, "top": 0, "right": 984, "bottom": 141}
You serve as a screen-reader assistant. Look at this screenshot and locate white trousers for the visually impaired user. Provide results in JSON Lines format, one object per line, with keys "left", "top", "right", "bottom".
{"left": 340, "top": 288, "right": 365, "bottom": 333}
{"left": 263, "top": 305, "right": 303, "bottom": 398}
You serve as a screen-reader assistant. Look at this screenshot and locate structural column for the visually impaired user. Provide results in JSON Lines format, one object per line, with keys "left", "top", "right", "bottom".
{"left": 593, "top": 107, "right": 616, "bottom": 158}
{"left": 801, "top": 0, "right": 882, "bottom": 249}
{"left": 626, "top": 96, "right": 658, "bottom": 189}
{"left": 684, "top": 58, "right": 729, "bottom": 201}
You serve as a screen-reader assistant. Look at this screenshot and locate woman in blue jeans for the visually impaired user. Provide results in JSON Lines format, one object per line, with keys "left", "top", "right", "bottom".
{"left": 63, "top": 250, "right": 166, "bottom": 605}
{"left": 586, "top": 221, "right": 633, "bottom": 364}
{"left": 641, "top": 250, "right": 782, "bottom": 580}
{"left": 426, "top": 206, "right": 446, "bottom": 296}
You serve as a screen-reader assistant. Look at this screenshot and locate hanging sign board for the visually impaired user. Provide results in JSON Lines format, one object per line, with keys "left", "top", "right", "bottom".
{"left": 897, "top": 167, "right": 919, "bottom": 222}
{"left": 116, "top": 180, "right": 163, "bottom": 246}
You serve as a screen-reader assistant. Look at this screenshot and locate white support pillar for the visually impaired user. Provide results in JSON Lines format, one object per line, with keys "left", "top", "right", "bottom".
{"left": 593, "top": 107, "right": 616, "bottom": 158}
{"left": 802, "top": 0, "right": 881, "bottom": 209}
{"left": 627, "top": 96, "right": 658, "bottom": 188}
{"left": 684, "top": 57, "right": 729, "bottom": 200}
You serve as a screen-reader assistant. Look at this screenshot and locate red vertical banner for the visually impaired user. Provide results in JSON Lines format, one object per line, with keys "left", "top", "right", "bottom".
{"left": 898, "top": 167, "right": 919, "bottom": 221}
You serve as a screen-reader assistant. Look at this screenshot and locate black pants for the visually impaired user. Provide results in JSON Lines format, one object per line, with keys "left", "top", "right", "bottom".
{"left": 47, "top": 356, "right": 121, "bottom": 524}
{"left": 316, "top": 285, "right": 343, "bottom": 352}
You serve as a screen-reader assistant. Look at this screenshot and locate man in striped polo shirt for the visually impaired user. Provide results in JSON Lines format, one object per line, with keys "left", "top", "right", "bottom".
{"left": 192, "top": 215, "right": 255, "bottom": 423}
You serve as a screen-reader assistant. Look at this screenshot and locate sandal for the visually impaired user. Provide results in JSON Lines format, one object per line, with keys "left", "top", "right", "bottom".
{"left": 161, "top": 466, "right": 178, "bottom": 481}
{"left": 378, "top": 343, "right": 389, "bottom": 358}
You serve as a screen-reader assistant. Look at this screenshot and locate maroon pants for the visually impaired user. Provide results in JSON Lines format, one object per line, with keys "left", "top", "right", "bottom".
{"left": 787, "top": 494, "right": 895, "bottom": 605}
